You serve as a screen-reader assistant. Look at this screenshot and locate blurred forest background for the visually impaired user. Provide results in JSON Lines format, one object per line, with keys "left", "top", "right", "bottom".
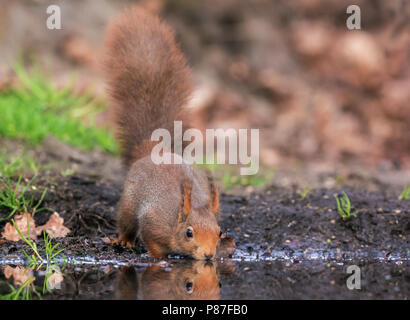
{"left": 0, "top": 0, "right": 409, "bottom": 173}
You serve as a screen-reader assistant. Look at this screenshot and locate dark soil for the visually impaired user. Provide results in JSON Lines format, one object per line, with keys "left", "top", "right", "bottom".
{"left": 1, "top": 171, "right": 408, "bottom": 258}
{"left": 2, "top": 171, "right": 408, "bottom": 258}
{"left": 222, "top": 187, "right": 409, "bottom": 258}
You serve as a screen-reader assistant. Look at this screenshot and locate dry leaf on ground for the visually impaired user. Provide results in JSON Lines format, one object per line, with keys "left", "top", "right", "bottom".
{"left": 1, "top": 213, "right": 37, "bottom": 241}
{"left": 36, "top": 212, "right": 71, "bottom": 238}
{"left": 1, "top": 212, "right": 71, "bottom": 241}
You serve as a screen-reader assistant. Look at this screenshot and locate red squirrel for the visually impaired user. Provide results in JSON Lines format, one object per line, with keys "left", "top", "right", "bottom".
{"left": 103, "top": 7, "right": 233, "bottom": 260}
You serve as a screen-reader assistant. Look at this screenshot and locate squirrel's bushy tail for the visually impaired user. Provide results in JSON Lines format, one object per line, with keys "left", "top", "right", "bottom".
{"left": 103, "top": 7, "right": 191, "bottom": 167}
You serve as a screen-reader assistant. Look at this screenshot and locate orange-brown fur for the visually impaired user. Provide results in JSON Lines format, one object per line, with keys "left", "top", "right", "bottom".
{"left": 103, "top": 7, "right": 225, "bottom": 259}
{"left": 103, "top": 7, "right": 191, "bottom": 167}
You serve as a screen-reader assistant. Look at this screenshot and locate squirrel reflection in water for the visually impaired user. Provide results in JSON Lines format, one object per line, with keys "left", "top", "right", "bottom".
{"left": 116, "top": 260, "right": 235, "bottom": 300}
{"left": 116, "top": 237, "right": 235, "bottom": 300}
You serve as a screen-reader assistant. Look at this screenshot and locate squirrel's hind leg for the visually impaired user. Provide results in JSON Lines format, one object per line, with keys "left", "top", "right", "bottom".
{"left": 113, "top": 201, "right": 138, "bottom": 248}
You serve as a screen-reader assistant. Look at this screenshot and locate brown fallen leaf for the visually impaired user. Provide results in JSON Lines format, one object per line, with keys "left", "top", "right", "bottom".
{"left": 1, "top": 212, "right": 71, "bottom": 242}
{"left": 1, "top": 213, "right": 38, "bottom": 241}
{"left": 37, "top": 212, "right": 71, "bottom": 238}
{"left": 61, "top": 35, "right": 97, "bottom": 66}
{"left": 3, "top": 266, "right": 33, "bottom": 286}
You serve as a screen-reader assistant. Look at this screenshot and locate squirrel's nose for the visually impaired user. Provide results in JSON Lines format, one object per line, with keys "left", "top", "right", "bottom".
{"left": 205, "top": 254, "right": 214, "bottom": 260}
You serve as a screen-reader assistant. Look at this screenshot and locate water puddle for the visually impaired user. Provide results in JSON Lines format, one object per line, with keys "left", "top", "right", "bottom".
{"left": 1, "top": 247, "right": 408, "bottom": 299}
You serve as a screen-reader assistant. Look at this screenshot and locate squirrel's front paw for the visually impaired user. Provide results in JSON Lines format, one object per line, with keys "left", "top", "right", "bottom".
{"left": 145, "top": 242, "right": 168, "bottom": 259}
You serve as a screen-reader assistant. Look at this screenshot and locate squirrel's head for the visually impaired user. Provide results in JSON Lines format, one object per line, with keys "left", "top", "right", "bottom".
{"left": 174, "top": 180, "right": 221, "bottom": 260}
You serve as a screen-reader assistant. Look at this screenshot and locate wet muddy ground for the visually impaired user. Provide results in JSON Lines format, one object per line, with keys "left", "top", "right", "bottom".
{"left": 0, "top": 139, "right": 409, "bottom": 299}
{"left": 0, "top": 170, "right": 409, "bottom": 299}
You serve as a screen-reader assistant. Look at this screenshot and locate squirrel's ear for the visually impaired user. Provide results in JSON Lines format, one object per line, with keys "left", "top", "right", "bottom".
{"left": 208, "top": 176, "right": 219, "bottom": 215}
{"left": 179, "top": 181, "right": 192, "bottom": 222}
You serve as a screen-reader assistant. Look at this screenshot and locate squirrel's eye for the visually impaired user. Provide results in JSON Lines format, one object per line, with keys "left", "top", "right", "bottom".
{"left": 186, "top": 282, "right": 193, "bottom": 293}
{"left": 219, "top": 231, "right": 223, "bottom": 237}
{"left": 186, "top": 228, "right": 193, "bottom": 238}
